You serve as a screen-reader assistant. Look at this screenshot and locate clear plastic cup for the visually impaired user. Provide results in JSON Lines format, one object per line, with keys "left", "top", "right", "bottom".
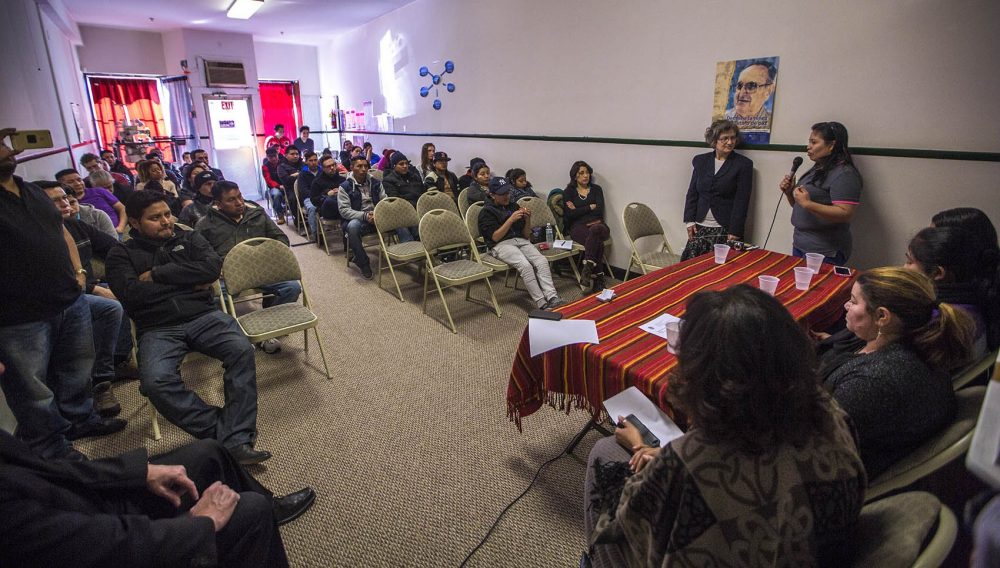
{"left": 794, "top": 267, "right": 815, "bottom": 290}
{"left": 805, "top": 253, "right": 824, "bottom": 273}
{"left": 758, "top": 275, "right": 780, "bottom": 296}
{"left": 666, "top": 321, "right": 681, "bottom": 354}
{"left": 713, "top": 244, "right": 730, "bottom": 264}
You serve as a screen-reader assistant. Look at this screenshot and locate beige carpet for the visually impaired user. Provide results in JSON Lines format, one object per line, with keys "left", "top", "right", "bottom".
{"left": 77, "top": 228, "right": 609, "bottom": 567}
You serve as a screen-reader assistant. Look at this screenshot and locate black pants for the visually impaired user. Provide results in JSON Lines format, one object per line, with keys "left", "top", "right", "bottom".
{"left": 119, "top": 439, "right": 289, "bottom": 568}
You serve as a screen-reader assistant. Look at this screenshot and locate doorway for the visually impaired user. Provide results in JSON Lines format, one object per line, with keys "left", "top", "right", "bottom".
{"left": 259, "top": 81, "right": 302, "bottom": 151}
{"left": 203, "top": 94, "right": 264, "bottom": 201}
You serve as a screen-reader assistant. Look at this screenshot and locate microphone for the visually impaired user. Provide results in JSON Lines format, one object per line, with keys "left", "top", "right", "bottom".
{"left": 789, "top": 156, "right": 804, "bottom": 177}
{"left": 763, "top": 156, "right": 805, "bottom": 251}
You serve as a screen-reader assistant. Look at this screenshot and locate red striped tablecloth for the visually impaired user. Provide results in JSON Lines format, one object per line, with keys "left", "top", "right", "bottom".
{"left": 506, "top": 249, "right": 856, "bottom": 429}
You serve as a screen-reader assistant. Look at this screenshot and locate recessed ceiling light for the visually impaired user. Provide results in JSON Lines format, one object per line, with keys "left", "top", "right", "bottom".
{"left": 227, "top": 0, "right": 264, "bottom": 20}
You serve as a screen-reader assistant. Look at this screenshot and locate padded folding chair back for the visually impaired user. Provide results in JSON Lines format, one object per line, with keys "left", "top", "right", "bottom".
{"left": 419, "top": 209, "right": 472, "bottom": 254}
{"left": 465, "top": 201, "right": 486, "bottom": 242}
{"left": 417, "top": 190, "right": 459, "bottom": 220}
{"left": 457, "top": 188, "right": 472, "bottom": 219}
{"left": 174, "top": 222, "right": 194, "bottom": 232}
{"left": 374, "top": 197, "right": 420, "bottom": 234}
{"left": 952, "top": 347, "right": 998, "bottom": 390}
{"left": 517, "top": 196, "right": 559, "bottom": 232}
{"left": 546, "top": 189, "right": 565, "bottom": 227}
{"left": 851, "top": 491, "right": 957, "bottom": 567}
{"left": 623, "top": 202, "right": 664, "bottom": 241}
{"left": 223, "top": 238, "right": 302, "bottom": 297}
{"left": 866, "top": 385, "right": 987, "bottom": 501}
{"left": 369, "top": 168, "right": 383, "bottom": 181}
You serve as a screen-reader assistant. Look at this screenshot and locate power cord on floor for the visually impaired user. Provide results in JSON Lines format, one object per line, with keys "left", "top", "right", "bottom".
{"left": 457, "top": 434, "right": 583, "bottom": 567}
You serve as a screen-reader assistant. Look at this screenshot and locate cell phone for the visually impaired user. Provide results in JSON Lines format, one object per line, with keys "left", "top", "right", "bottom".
{"left": 833, "top": 266, "right": 852, "bottom": 277}
{"left": 9, "top": 130, "right": 53, "bottom": 151}
{"left": 621, "top": 414, "right": 660, "bottom": 448}
{"left": 528, "top": 309, "right": 563, "bottom": 321}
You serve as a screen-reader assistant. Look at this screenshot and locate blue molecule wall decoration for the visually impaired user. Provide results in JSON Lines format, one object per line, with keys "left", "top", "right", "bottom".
{"left": 418, "top": 60, "right": 455, "bottom": 110}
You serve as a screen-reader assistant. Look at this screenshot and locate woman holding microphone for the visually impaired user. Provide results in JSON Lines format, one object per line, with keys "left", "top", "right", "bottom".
{"left": 780, "top": 121, "right": 862, "bottom": 264}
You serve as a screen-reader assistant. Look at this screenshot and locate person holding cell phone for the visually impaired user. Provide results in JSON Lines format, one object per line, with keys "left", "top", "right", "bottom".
{"left": 779, "top": 121, "right": 862, "bottom": 265}
{"left": 584, "top": 285, "right": 865, "bottom": 567}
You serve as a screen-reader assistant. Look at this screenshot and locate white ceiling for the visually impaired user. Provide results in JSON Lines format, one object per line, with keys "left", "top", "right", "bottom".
{"left": 59, "top": 0, "right": 415, "bottom": 46}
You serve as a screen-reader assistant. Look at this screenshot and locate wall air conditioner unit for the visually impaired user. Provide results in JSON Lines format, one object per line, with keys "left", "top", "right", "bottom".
{"left": 204, "top": 60, "right": 248, "bottom": 88}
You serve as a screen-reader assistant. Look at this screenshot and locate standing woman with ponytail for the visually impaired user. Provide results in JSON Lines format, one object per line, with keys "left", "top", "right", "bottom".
{"left": 779, "top": 121, "right": 862, "bottom": 264}
{"left": 819, "top": 267, "right": 975, "bottom": 477}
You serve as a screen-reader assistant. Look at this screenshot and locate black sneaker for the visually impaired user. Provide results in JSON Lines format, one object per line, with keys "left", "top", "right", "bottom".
{"left": 273, "top": 487, "right": 317, "bottom": 525}
{"left": 54, "top": 446, "right": 88, "bottom": 461}
{"left": 361, "top": 265, "right": 373, "bottom": 279}
{"left": 580, "top": 259, "right": 596, "bottom": 288}
{"left": 93, "top": 382, "right": 122, "bottom": 418}
{"left": 66, "top": 417, "right": 127, "bottom": 440}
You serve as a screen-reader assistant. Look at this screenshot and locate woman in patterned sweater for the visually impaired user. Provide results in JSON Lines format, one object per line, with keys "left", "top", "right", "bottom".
{"left": 585, "top": 285, "right": 866, "bottom": 567}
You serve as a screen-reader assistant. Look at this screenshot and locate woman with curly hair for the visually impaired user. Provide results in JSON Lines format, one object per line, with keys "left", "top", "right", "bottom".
{"left": 585, "top": 285, "right": 865, "bottom": 567}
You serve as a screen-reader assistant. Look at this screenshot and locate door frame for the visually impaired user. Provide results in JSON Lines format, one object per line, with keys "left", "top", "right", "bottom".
{"left": 202, "top": 93, "right": 264, "bottom": 199}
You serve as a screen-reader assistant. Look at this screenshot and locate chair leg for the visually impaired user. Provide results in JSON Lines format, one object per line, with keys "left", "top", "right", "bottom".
{"left": 304, "top": 328, "right": 309, "bottom": 352}
{"left": 149, "top": 402, "right": 162, "bottom": 441}
{"left": 312, "top": 327, "right": 332, "bottom": 380}
{"left": 483, "top": 277, "right": 502, "bottom": 318}
{"left": 566, "top": 255, "right": 585, "bottom": 291}
{"left": 422, "top": 262, "right": 430, "bottom": 313}
{"left": 386, "top": 255, "right": 405, "bottom": 302}
{"left": 431, "top": 273, "right": 457, "bottom": 333}
{"left": 624, "top": 258, "right": 636, "bottom": 282}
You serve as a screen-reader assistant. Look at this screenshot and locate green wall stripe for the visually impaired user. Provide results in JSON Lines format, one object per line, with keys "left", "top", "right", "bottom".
{"left": 319, "top": 129, "right": 1000, "bottom": 163}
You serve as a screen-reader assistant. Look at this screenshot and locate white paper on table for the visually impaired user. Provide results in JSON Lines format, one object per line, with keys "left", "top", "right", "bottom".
{"left": 639, "top": 313, "right": 681, "bottom": 340}
{"left": 966, "top": 379, "right": 1000, "bottom": 489}
{"left": 528, "top": 318, "right": 599, "bottom": 357}
{"left": 552, "top": 239, "right": 574, "bottom": 250}
{"left": 604, "top": 386, "right": 684, "bottom": 446}
{"left": 596, "top": 289, "right": 616, "bottom": 301}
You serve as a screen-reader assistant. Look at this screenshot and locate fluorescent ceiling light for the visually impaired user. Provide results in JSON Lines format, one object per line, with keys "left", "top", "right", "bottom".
{"left": 227, "top": 0, "right": 264, "bottom": 20}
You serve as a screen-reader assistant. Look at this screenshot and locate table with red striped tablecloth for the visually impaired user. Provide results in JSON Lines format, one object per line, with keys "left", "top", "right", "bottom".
{"left": 506, "top": 249, "right": 856, "bottom": 429}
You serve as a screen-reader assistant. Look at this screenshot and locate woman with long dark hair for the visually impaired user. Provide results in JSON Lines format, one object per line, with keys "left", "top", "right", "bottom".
{"left": 585, "top": 286, "right": 865, "bottom": 566}
{"left": 779, "top": 121, "right": 863, "bottom": 264}
{"left": 681, "top": 119, "right": 753, "bottom": 260}
{"left": 504, "top": 168, "right": 537, "bottom": 202}
{"left": 906, "top": 225, "right": 1000, "bottom": 355}
{"left": 563, "top": 160, "right": 610, "bottom": 291}
{"left": 419, "top": 142, "right": 436, "bottom": 179}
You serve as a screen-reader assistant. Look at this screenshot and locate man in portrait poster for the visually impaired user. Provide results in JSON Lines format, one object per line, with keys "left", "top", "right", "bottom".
{"left": 713, "top": 57, "right": 779, "bottom": 144}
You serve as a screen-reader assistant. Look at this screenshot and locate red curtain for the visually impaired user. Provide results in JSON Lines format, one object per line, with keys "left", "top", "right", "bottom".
{"left": 259, "top": 82, "right": 302, "bottom": 151}
{"left": 89, "top": 77, "right": 173, "bottom": 163}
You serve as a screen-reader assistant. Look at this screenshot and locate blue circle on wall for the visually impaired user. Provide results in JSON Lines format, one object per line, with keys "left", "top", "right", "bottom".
{"left": 446, "top": 83, "right": 455, "bottom": 92}
{"left": 433, "top": 99, "right": 442, "bottom": 110}
{"left": 420, "top": 86, "right": 430, "bottom": 97}
{"left": 419, "top": 66, "right": 429, "bottom": 77}
{"left": 444, "top": 61, "right": 455, "bottom": 73}
{"left": 432, "top": 74, "right": 440, "bottom": 85}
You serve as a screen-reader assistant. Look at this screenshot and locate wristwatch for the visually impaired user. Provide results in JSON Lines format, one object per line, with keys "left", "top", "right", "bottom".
{"left": 75, "top": 268, "right": 87, "bottom": 276}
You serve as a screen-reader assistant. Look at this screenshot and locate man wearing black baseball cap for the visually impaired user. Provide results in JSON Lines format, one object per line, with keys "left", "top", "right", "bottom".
{"left": 424, "top": 151, "right": 460, "bottom": 201}
{"left": 477, "top": 177, "right": 564, "bottom": 309}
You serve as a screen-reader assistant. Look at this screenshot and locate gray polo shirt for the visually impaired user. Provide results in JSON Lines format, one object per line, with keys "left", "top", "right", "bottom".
{"left": 790, "top": 163, "right": 862, "bottom": 259}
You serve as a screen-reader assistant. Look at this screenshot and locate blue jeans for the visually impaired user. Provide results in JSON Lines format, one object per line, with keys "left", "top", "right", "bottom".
{"left": 84, "top": 294, "right": 124, "bottom": 383}
{"left": 269, "top": 187, "right": 286, "bottom": 217}
{"left": 260, "top": 280, "right": 301, "bottom": 308}
{"left": 0, "top": 294, "right": 102, "bottom": 457}
{"left": 345, "top": 218, "right": 373, "bottom": 269}
{"left": 304, "top": 200, "right": 318, "bottom": 237}
{"left": 137, "top": 310, "right": 258, "bottom": 448}
{"left": 792, "top": 247, "right": 847, "bottom": 266}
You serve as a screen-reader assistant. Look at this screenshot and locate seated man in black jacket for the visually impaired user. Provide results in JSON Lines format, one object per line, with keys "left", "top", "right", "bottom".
{"left": 309, "top": 155, "right": 345, "bottom": 231}
{"left": 381, "top": 151, "right": 423, "bottom": 240}
{"left": 0, "top": 420, "right": 314, "bottom": 568}
{"left": 106, "top": 190, "right": 270, "bottom": 465}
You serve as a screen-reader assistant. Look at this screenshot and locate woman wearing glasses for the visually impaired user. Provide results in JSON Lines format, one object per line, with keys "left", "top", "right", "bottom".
{"left": 779, "top": 121, "right": 863, "bottom": 264}
{"left": 681, "top": 119, "right": 753, "bottom": 261}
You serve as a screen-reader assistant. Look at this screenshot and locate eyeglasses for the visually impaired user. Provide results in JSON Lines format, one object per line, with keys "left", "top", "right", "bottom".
{"left": 735, "top": 81, "right": 773, "bottom": 93}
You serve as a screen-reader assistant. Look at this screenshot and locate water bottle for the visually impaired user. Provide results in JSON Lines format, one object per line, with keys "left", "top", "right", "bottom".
{"left": 545, "top": 223, "right": 554, "bottom": 245}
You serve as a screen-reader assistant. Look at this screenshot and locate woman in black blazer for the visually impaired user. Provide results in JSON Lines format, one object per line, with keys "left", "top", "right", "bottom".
{"left": 564, "top": 160, "right": 610, "bottom": 291}
{"left": 681, "top": 120, "right": 753, "bottom": 261}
